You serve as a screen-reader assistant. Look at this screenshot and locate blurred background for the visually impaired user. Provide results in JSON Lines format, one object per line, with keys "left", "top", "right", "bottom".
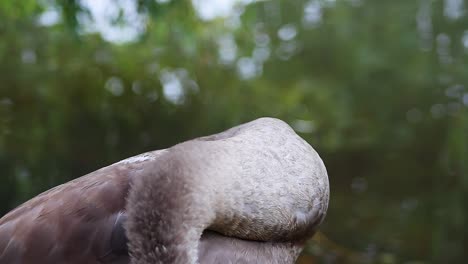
{"left": 0, "top": 0, "right": 467, "bottom": 263}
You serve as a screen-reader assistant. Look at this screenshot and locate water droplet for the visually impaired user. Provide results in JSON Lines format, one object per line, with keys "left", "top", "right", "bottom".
{"left": 37, "top": 8, "right": 61, "bottom": 26}
{"left": 292, "top": 119, "right": 315, "bottom": 133}
{"left": 278, "top": 24, "right": 297, "bottom": 41}
{"left": 237, "top": 57, "right": 259, "bottom": 80}
{"left": 444, "top": 0, "right": 464, "bottom": 20}
{"left": 105, "top": 76, "right": 124, "bottom": 96}
{"left": 462, "top": 31, "right": 468, "bottom": 49}
{"left": 462, "top": 93, "right": 468, "bottom": 106}
{"left": 80, "top": 0, "right": 147, "bottom": 43}
{"left": 303, "top": 0, "right": 322, "bottom": 27}
{"left": 253, "top": 46, "right": 270, "bottom": 63}
{"left": 160, "top": 70, "right": 184, "bottom": 104}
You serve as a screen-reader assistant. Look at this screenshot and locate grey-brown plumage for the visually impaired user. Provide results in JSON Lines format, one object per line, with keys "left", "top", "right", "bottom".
{"left": 0, "top": 117, "right": 329, "bottom": 264}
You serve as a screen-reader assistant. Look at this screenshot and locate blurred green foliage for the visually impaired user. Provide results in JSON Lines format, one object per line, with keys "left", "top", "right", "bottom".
{"left": 0, "top": 0, "right": 467, "bottom": 263}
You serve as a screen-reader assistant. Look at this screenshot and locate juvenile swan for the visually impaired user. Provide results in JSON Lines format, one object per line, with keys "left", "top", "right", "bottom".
{"left": 0, "top": 117, "right": 329, "bottom": 264}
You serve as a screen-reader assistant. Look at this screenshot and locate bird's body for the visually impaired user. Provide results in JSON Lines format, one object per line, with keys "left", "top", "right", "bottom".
{"left": 0, "top": 118, "right": 329, "bottom": 264}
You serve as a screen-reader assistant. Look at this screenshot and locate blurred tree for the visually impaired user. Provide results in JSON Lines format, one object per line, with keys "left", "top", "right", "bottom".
{"left": 0, "top": 0, "right": 466, "bottom": 263}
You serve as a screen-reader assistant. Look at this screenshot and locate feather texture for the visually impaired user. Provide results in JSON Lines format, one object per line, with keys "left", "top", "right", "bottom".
{"left": 0, "top": 117, "right": 329, "bottom": 264}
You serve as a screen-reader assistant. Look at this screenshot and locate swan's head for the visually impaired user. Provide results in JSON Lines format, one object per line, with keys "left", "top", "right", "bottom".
{"left": 125, "top": 117, "right": 329, "bottom": 263}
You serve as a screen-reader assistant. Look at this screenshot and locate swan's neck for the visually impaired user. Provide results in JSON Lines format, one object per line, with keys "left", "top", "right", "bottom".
{"left": 125, "top": 152, "right": 216, "bottom": 264}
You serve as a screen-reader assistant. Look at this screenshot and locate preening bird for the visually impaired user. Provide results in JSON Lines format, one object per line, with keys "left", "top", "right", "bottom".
{"left": 0, "top": 117, "right": 329, "bottom": 264}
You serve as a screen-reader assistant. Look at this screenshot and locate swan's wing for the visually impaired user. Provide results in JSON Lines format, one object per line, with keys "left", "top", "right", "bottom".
{"left": 199, "top": 231, "right": 304, "bottom": 264}
{"left": 0, "top": 164, "right": 133, "bottom": 264}
{"left": 107, "top": 218, "right": 304, "bottom": 264}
